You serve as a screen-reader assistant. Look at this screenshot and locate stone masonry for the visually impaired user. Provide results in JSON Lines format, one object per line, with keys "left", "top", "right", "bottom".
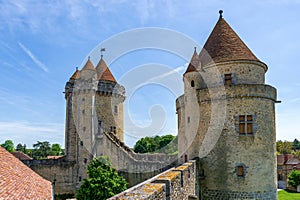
{"left": 23, "top": 11, "right": 278, "bottom": 200}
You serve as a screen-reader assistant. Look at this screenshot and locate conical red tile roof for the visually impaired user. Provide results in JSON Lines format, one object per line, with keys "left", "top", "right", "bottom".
{"left": 0, "top": 147, "right": 52, "bottom": 199}
{"left": 184, "top": 48, "right": 199, "bottom": 74}
{"left": 70, "top": 68, "right": 80, "bottom": 79}
{"left": 199, "top": 16, "right": 260, "bottom": 66}
{"left": 95, "top": 57, "right": 116, "bottom": 83}
{"left": 82, "top": 58, "right": 96, "bottom": 71}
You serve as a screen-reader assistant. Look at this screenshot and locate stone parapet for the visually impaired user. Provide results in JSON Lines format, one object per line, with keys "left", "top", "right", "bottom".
{"left": 201, "top": 188, "right": 277, "bottom": 200}
{"left": 109, "top": 160, "right": 197, "bottom": 200}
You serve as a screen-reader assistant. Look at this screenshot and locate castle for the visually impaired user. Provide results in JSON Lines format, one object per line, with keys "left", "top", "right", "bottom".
{"left": 24, "top": 11, "right": 278, "bottom": 199}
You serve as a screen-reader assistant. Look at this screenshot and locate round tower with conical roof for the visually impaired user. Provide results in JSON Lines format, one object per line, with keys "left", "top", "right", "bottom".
{"left": 177, "top": 11, "right": 278, "bottom": 199}
{"left": 95, "top": 56, "right": 125, "bottom": 142}
{"left": 64, "top": 55, "right": 125, "bottom": 188}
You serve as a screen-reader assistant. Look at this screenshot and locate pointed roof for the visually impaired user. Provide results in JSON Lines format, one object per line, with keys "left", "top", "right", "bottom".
{"left": 199, "top": 12, "right": 260, "bottom": 66}
{"left": 70, "top": 68, "right": 80, "bottom": 79}
{"left": 95, "top": 56, "right": 116, "bottom": 83}
{"left": 82, "top": 57, "right": 96, "bottom": 71}
{"left": 184, "top": 47, "right": 199, "bottom": 74}
{"left": 0, "top": 147, "right": 52, "bottom": 199}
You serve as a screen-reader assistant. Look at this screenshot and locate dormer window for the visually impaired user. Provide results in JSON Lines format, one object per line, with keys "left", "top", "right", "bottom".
{"left": 224, "top": 74, "right": 232, "bottom": 86}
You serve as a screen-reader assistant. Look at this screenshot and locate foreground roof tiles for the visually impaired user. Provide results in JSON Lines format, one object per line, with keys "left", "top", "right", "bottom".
{"left": 0, "top": 147, "right": 52, "bottom": 199}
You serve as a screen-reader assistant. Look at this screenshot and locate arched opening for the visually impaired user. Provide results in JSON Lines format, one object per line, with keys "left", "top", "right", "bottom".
{"left": 191, "top": 80, "right": 195, "bottom": 87}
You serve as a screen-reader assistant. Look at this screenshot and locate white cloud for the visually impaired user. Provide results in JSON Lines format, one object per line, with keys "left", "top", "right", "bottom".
{"left": 18, "top": 42, "right": 49, "bottom": 72}
{"left": 0, "top": 121, "right": 64, "bottom": 147}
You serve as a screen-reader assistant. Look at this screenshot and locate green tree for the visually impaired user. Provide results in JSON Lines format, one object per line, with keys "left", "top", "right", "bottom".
{"left": 277, "top": 140, "right": 293, "bottom": 154}
{"left": 51, "top": 143, "right": 62, "bottom": 156}
{"left": 288, "top": 169, "right": 300, "bottom": 188}
{"left": 294, "top": 139, "right": 300, "bottom": 150}
{"left": 16, "top": 143, "right": 26, "bottom": 153}
{"left": 32, "top": 141, "right": 51, "bottom": 159}
{"left": 1, "top": 140, "right": 15, "bottom": 152}
{"left": 133, "top": 134, "right": 177, "bottom": 154}
{"left": 76, "top": 156, "right": 127, "bottom": 200}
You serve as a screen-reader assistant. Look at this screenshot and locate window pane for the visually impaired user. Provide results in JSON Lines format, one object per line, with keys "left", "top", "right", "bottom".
{"left": 225, "top": 79, "right": 232, "bottom": 86}
{"left": 225, "top": 74, "right": 231, "bottom": 79}
{"left": 247, "top": 115, "right": 253, "bottom": 121}
{"left": 239, "top": 123, "right": 245, "bottom": 134}
{"left": 237, "top": 166, "right": 244, "bottom": 176}
{"left": 247, "top": 123, "right": 253, "bottom": 134}
{"left": 239, "top": 116, "right": 245, "bottom": 122}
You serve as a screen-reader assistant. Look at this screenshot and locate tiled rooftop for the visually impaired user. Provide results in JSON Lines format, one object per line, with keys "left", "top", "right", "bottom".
{"left": 198, "top": 16, "right": 260, "bottom": 66}
{"left": 96, "top": 57, "right": 117, "bottom": 83}
{"left": 0, "top": 147, "right": 52, "bottom": 199}
{"left": 11, "top": 151, "right": 32, "bottom": 161}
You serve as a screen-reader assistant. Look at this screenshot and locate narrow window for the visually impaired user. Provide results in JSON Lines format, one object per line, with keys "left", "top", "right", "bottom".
{"left": 184, "top": 154, "right": 188, "bottom": 162}
{"left": 235, "top": 163, "right": 247, "bottom": 178}
{"left": 83, "top": 127, "right": 86, "bottom": 132}
{"left": 224, "top": 74, "right": 232, "bottom": 86}
{"left": 191, "top": 80, "right": 195, "bottom": 87}
{"left": 82, "top": 109, "right": 85, "bottom": 114}
{"left": 237, "top": 166, "right": 244, "bottom": 177}
{"left": 187, "top": 117, "right": 190, "bottom": 123}
{"left": 239, "top": 115, "right": 253, "bottom": 135}
{"left": 80, "top": 141, "right": 83, "bottom": 146}
{"left": 114, "top": 105, "right": 118, "bottom": 115}
{"left": 79, "top": 176, "right": 82, "bottom": 182}
{"left": 84, "top": 158, "right": 87, "bottom": 164}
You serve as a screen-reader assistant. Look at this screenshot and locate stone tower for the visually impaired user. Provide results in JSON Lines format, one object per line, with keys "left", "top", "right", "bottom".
{"left": 64, "top": 56, "right": 125, "bottom": 188}
{"left": 176, "top": 12, "right": 278, "bottom": 199}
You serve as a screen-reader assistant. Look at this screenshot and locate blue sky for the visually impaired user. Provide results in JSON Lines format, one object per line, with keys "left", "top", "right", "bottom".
{"left": 0, "top": 0, "right": 299, "bottom": 148}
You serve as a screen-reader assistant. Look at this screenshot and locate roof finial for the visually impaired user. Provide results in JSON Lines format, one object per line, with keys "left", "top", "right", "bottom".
{"left": 76, "top": 67, "right": 78, "bottom": 70}
{"left": 88, "top": 56, "right": 90, "bottom": 60}
{"left": 219, "top": 10, "right": 223, "bottom": 19}
{"left": 100, "top": 48, "right": 106, "bottom": 59}
{"left": 194, "top": 47, "right": 197, "bottom": 51}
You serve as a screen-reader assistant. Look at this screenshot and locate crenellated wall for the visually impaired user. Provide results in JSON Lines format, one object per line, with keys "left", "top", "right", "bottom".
{"left": 108, "top": 160, "right": 197, "bottom": 200}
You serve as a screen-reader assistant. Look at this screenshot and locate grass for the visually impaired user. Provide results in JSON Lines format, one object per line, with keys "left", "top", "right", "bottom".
{"left": 278, "top": 189, "right": 300, "bottom": 200}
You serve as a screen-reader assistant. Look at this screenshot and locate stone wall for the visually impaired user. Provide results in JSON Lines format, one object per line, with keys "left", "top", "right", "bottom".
{"left": 100, "top": 131, "right": 178, "bottom": 186}
{"left": 109, "top": 160, "right": 197, "bottom": 200}
{"left": 23, "top": 158, "right": 76, "bottom": 194}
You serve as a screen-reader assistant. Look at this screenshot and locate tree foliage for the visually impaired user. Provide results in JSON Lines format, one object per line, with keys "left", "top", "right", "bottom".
{"left": 294, "top": 139, "right": 300, "bottom": 150}
{"left": 288, "top": 169, "right": 300, "bottom": 188}
{"left": 51, "top": 143, "right": 63, "bottom": 156}
{"left": 133, "top": 134, "right": 177, "bottom": 154}
{"left": 32, "top": 141, "right": 51, "bottom": 159}
{"left": 16, "top": 143, "right": 26, "bottom": 153}
{"left": 277, "top": 140, "right": 293, "bottom": 154}
{"left": 76, "top": 156, "right": 127, "bottom": 200}
{"left": 1, "top": 140, "right": 15, "bottom": 152}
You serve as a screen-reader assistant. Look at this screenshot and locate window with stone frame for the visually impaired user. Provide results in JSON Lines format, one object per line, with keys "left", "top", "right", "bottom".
{"left": 239, "top": 115, "right": 253, "bottom": 135}
{"left": 234, "top": 163, "right": 248, "bottom": 178}
{"left": 224, "top": 73, "right": 232, "bottom": 86}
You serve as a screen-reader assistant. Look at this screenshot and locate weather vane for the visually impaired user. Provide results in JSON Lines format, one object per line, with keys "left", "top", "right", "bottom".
{"left": 100, "top": 48, "right": 106, "bottom": 58}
